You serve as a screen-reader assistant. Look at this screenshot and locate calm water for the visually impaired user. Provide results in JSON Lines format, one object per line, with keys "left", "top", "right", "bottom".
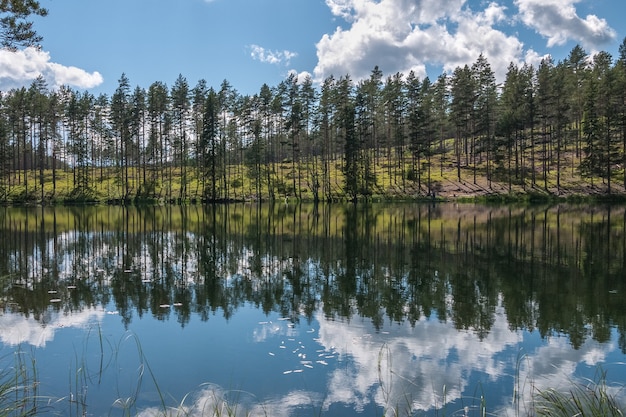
{"left": 1, "top": 203, "right": 625, "bottom": 416}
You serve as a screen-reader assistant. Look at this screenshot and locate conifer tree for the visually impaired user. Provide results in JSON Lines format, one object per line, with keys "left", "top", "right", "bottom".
{"left": 111, "top": 74, "right": 132, "bottom": 200}
{"left": 0, "top": 0, "right": 47, "bottom": 49}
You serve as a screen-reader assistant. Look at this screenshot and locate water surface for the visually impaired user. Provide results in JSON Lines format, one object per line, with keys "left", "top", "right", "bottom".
{"left": 1, "top": 203, "right": 625, "bottom": 416}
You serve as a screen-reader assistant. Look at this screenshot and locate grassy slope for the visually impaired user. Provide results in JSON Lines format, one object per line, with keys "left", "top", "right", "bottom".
{"left": 2, "top": 143, "right": 625, "bottom": 204}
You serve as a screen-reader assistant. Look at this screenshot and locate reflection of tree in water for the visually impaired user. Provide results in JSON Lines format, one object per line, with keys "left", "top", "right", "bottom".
{"left": 1, "top": 203, "right": 626, "bottom": 349}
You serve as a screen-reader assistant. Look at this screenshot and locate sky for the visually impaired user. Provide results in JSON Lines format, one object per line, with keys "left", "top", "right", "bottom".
{"left": 0, "top": 0, "right": 625, "bottom": 96}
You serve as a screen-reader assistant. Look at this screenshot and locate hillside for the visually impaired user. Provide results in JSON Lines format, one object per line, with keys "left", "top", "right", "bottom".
{"left": 2, "top": 145, "right": 625, "bottom": 205}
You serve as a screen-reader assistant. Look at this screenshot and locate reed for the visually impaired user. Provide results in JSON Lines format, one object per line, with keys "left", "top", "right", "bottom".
{"left": 0, "top": 348, "right": 39, "bottom": 417}
{"left": 534, "top": 368, "right": 625, "bottom": 417}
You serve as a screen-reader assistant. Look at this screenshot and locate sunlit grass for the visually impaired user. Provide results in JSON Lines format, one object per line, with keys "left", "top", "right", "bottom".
{"left": 3, "top": 141, "right": 625, "bottom": 205}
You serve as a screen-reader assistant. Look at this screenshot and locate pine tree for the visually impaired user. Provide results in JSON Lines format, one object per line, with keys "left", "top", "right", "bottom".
{"left": 147, "top": 81, "right": 170, "bottom": 198}
{"left": 110, "top": 73, "right": 132, "bottom": 200}
{"left": 201, "top": 88, "right": 219, "bottom": 202}
{"left": 317, "top": 75, "right": 337, "bottom": 201}
{"left": 450, "top": 65, "right": 475, "bottom": 182}
{"left": 0, "top": 0, "right": 47, "bottom": 49}
{"left": 131, "top": 86, "right": 147, "bottom": 197}
{"left": 382, "top": 72, "right": 405, "bottom": 190}
{"left": 171, "top": 74, "right": 190, "bottom": 201}
{"left": 471, "top": 54, "right": 497, "bottom": 187}
{"left": 28, "top": 76, "right": 48, "bottom": 201}
{"left": 191, "top": 79, "right": 208, "bottom": 198}
{"left": 218, "top": 80, "right": 237, "bottom": 201}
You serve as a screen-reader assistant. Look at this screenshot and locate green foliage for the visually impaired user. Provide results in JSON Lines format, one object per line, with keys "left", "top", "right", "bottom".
{"left": 3, "top": 43, "right": 626, "bottom": 204}
{"left": 0, "top": 0, "right": 48, "bottom": 49}
{"left": 11, "top": 188, "right": 38, "bottom": 205}
{"left": 64, "top": 186, "right": 98, "bottom": 204}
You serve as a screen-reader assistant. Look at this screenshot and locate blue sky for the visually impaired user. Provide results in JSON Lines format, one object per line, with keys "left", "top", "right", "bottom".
{"left": 1, "top": 0, "right": 625, "bottom": 95}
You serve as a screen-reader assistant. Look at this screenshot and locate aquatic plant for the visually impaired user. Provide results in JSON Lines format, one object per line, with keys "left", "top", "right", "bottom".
{"left": 534, "top": 369, "right": 625, "bottom": 417}
{"left": 0, "top": 348, "right": 39, "bottom": 417}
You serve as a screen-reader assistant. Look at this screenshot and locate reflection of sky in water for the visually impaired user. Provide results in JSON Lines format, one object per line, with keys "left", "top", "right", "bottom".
{"left": 1, "top": 297, "right": 625, "bottom": 417}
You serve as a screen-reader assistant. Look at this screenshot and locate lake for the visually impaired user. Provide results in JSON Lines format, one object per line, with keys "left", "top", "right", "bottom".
{"left": 1, "top": 203, "right": 625, "bottom": 416}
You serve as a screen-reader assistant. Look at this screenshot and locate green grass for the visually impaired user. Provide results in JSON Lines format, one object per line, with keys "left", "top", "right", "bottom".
{"left": 4, "top": 142, "right": 626, "bottom": 205}
{"left": 0, "top": 348, "right": 39, "bottom": 417}
{"left": 534, "top": 369, "right": 625, "bottom": 417}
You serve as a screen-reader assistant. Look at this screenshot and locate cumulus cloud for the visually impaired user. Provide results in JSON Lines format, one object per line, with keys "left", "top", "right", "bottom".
{"left": 314, "top": 0, "right": 529, "bottom": 84}
{"left": 515, "top": 0, "right": 616, "bottom": 49}
{"left": 249, "top": 44, "right": 297, "bottom": 66}
{"left": 313, "top": 0, "right": 617, "bottom": 85}
{"left": 0, "top": 47, "right": 103, "bottom": 91}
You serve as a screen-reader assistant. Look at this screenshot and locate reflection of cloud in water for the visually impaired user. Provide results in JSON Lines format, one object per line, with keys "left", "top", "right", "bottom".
{"left": 0, "top": 308, "right": 105, "bottom": 347}
{"left": 136, "top": 384, "right": 322, "bottom": 417}
{"left": 119, "top": 298, "right": 624, "bottom": 417}
{"left": 314, "top": 302, "right": 521, "bottom": 413}
{"left": 504, "top": 336, "right": 625, "bottom": 416}
{"left": 315, "top": 300, "right": 623, "bottom": 414}
{"left": 4, "top": 299, "right": 621, "bottom": 415}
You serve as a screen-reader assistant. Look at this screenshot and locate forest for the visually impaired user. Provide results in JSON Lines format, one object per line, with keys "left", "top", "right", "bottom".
{"left": 2, "top": 40, "right": 626, "bottom": 204}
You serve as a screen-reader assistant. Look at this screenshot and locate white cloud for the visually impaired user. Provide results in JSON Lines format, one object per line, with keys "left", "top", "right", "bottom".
{"left": 249, "top": 44, "right": 297, "bottom": 66}
{"left": 515, "top": 0, "right": 616, "bottom": 49}
{"left": 0, "top": 47, "right": 103, "bottom": 91}
{"left": 314, "top": 0, "right": 531, "bottom": 84}
{"left": 313, "top": 0, "right": 618, "bottom": 86}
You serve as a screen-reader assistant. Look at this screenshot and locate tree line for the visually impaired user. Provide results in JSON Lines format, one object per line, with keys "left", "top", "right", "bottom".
{"left": 2, "top": 40, "right": 626, "bottom": 204}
